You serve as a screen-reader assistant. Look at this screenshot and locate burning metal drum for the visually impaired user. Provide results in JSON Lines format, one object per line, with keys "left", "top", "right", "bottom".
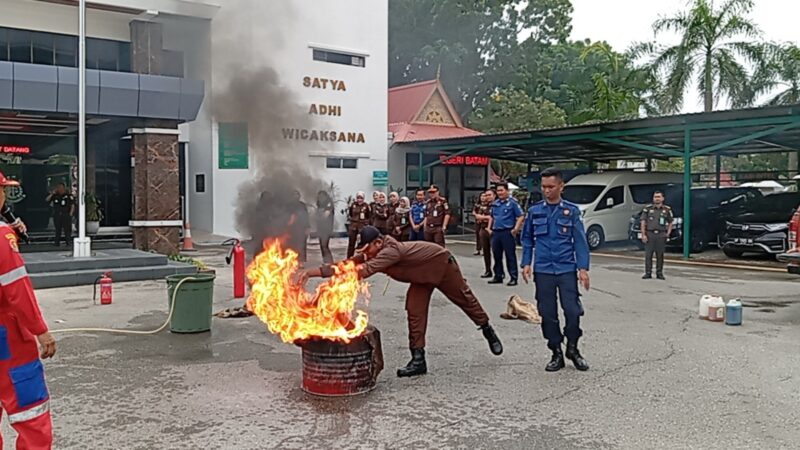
{"left": 297, "top": 325, "right": 384, "bottom": 397}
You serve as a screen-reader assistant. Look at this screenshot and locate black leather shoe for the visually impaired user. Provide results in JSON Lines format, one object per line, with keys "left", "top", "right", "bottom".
{"left": 642, "top": 274, "right": 652, "bottom": 279}
{"left": 487, "top": 278, "right": 504, "bottom": 284}
{"left": 480, "top": 272, "right": 493, "bottom": 278}
{"left": 546, "top": 347, "right": 565, "bottom": 372}
{"left": 473, "top": 250, "right": 481, "bottom": 256}
{"left": 507, "top": 279, "right": 518, "bottom": 287}
{"left": 565, "top": 342, "right": 590, "bottom": 371}
{"left": 480, "top": 324, "right": 503, "bottom": 355}
{"left": 397, "top": 348, "right": 427, "bottom": 378}
{"left": 657, "top": 274, "right": 666, "bottom": 280}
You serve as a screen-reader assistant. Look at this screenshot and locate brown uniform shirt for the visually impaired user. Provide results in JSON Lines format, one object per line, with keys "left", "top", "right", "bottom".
{"left": 355, "top": 236, "right": 451, "bottom": 285}
{"left": 388, "top": 210, "right": 411, "bottom": 236}
{"left": 371, "top": 203, "right": 390, "bottom": 229}
{"left": 425, "top": 197, "right": 450, "bottom": 227}
{"left": 473, "top": 202, "right": 491, "bottom": 229}
{"left": 640, "top": 204, "right": 673, "bottom": 232}
{"left": 349, "top": 202, "right": 371, "bottom": 229}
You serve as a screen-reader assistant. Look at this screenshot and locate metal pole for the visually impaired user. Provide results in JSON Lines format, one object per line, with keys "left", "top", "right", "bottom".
{"left": 683, "top": 130, "right": 692, "bottom": 260}
{"left": 184, "top": 143, "right": 190, "bottom": 226}
{"left": 715, "top": 154, "right": 721, "bottom": 188}
{"left": 417, "top": 148, "right": 424, "bottom": 189}
{"left": 73, "top": 0, "right": 91, "bottom": 257}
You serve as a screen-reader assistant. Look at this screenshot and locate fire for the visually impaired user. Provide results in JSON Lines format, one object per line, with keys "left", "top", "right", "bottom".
{"left": 246, "top": 239, "right": 369, "bottom": 344}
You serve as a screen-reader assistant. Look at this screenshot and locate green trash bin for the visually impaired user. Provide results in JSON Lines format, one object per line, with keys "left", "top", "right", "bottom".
{"left": 166, "top": 273, "right": 216, "bottom": 333}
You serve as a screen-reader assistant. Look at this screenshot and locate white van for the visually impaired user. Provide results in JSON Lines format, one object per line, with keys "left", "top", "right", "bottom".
{"left": 563, "top": 172, "right": 683, "bottom": 249}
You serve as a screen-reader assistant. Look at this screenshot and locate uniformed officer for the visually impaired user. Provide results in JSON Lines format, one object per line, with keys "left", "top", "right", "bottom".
{"left": 488, "top": 183, "right": 524, "bottom": 286}
{"left": 372, "top": 192, "right": 391, "bottom": 235}
{"left": 640, "top": 191, "right": 673, "bottom": 280}
{"left": 45, "top": 183, "right": 74, "bottom": 247}
{"left": 298, "top": 226, "right": 503, "bottom": 378}
{"left": 346, "top": 192, "right": 371, "bottom": 258}
{"left": 388, "top": 191, "right": 400, "bottom": 218}
{"left": 369, "top": 191, "right": 380, "bottom": 226}
{"left": 388, "top": 196, "right": 412, "bottom": 241}
{"left": 424, "top": 185, "right": 450, "bottom": 246}
{"left": 521, "top": 167, "right": 591, "bottom": 372}
{"left": 409, "top": 189, "right": 427, "bottom": 241}
{"left": 473, "top": 191, "right": 493, "bottom": 278}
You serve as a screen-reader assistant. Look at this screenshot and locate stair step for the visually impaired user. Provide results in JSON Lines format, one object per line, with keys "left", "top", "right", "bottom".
{"left": 24, "top": 249, "right": 167, "bottom": 274}
{"left": 29, "top": 262, "right": 198, "bottom": 289}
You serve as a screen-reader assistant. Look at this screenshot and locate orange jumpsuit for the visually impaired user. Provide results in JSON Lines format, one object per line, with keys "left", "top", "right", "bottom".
{"left": 0, "top": 222, "right": 53, "bottom": 449}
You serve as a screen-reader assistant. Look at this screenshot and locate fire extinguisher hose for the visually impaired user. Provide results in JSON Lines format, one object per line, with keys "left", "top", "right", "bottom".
{"left": 50, "top": 277, "right": 198, "bottom": 335}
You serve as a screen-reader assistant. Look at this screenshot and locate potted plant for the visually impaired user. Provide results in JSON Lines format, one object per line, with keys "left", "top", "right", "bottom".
{"left": 85, "top": 192, "right": 103, "bottom": 235}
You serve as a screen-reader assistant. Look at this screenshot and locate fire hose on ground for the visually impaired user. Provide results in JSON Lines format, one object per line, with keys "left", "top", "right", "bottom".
{"left": 50, "top": 277, "right": 198, "bottom": 335}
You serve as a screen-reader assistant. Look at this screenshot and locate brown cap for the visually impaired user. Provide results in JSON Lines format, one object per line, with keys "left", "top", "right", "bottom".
{"left": 427, "top": 184, "right": 439, "bottom": 193}
{"left": 0, "top": 172, "right": 20, "bottom": 187}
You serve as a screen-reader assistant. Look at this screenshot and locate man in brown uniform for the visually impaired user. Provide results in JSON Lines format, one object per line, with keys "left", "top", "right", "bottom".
{"left": 298, "top": 226, "right": 503, "bottom": 378}
{"left": 424, "top": 184, "right": 450, "bottom": 247}
{"left": 347, "top": 192, "right": 372, "bottom": 258}
{"left": 473, "top": 191, "right": 494, "bottom": 278}
{"left": 640, "top": 191, "right": 674, "bottom": 280}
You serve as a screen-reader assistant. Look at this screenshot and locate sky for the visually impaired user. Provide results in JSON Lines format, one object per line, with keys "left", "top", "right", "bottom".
{"left": 569, "top": 0, "right": 800, "bottom": 113}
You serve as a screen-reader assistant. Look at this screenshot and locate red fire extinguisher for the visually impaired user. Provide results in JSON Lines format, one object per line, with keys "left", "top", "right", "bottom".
{"left": 225, "top": 239, "right": 246, "bottom": 298}
{"left": 93, "top": 272, "right": 113, "bottom": 305}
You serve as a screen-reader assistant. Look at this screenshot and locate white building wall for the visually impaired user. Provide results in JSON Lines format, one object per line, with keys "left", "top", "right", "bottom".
{"left": 0, "top": 0, "right": 134, "bottom": 41}
{"left": 206, "top": 0, "right": 388, "bottom": 238}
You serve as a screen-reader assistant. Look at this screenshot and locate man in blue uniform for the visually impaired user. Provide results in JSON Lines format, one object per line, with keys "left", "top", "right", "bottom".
{"left": 409, "top": 189, "right": 427, "bottom": 241}
{"left": 487, "top": 183, "right": 524, "bottom": 286}
{"left": 521, "top": 168, "right": 591, "bottom": 372}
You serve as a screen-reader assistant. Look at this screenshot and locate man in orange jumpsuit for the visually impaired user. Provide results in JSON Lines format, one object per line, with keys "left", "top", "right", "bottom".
{"left": 0, "top": 172, "right": 56, "bottom": 449}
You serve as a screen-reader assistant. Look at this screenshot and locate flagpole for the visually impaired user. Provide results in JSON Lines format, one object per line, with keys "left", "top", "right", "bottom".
{"left": 74, "top": 0, "right": 91, "bottom": 257}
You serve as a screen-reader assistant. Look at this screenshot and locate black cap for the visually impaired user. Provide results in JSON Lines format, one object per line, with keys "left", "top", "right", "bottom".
{"left": 356, "top": 226, "right": 382, "bottom": 250}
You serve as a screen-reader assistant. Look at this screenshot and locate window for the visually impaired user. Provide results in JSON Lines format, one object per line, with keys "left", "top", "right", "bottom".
{"left": 326, "top": 158, "right": 358, "bottom": 169}
{"left": 562, "top": 185, "right": 605, "bottom": 205}
{"left": 31, "top": 31, "right": 54, "bottom": 65}
{"left": 0, "top": 27, "right": 131, "bottom": 71}
{"left": 0, "top": 28, "right": 9, "bottom": 61}
{"left": 54, "top": 34, "right": 76, "bottom": 67}
{"left": 596, "top": 186, "right": 624, "bottom": 211}
{"left": 630, "top": 183, "right": 676, "bottom": 204}
{"left": 9, "top": 29, "right": 31, "bottom": 63}
{"left": 313, "top": 49, "right": 365, "bottom": 67}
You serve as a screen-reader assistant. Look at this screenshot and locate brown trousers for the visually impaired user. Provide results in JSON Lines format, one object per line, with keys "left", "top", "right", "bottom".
{"left": 475, "top": 225, "right": 481, "bottom": 250}
{"left": 347, "top": 226, "right": 361, "bottom": 258}
{"left": 478, "top": 227, "right": 492, "bottom": 273}
{"left": 404, "top": 258, "right": 490, "bottom": 349}
{"left": 424, "top": 226, "right": 446, "bottom": 247}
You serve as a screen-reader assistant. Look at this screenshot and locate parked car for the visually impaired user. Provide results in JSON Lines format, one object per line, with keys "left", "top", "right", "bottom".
{"left": 719, "top": 192, "right": 800, "bottom": 257}
{"left": 776, "top": 206, "right": 800, "bottom": 274}
{"left": 628, "top": 186, "right": 763, "bottom": 252}
{"left": 562, "top": 171, "right": 682, "bottom": 249}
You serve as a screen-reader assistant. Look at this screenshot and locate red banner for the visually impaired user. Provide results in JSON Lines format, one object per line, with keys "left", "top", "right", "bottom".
{"left": 0, "top": 146, "right": 30, "bottom": 154}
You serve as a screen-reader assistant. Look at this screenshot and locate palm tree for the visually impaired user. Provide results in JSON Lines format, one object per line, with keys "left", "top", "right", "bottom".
{"left": 757, "top": 44, "right": 800, "bottom": 106}
{"left": 578, "top": 42, "right": 647, "bottom": 121}
{"left": 634, "top": 0, "right": 768, "bottom": 113}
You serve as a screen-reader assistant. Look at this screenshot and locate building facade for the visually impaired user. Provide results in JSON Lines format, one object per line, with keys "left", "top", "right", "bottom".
{"left": 0, "top": 0, "right": 388, "bottom": 251}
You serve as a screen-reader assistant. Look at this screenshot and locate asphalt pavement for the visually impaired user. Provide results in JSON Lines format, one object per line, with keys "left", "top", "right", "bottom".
{"left": 11, "top": 238, "right": 800, "bottom": 449}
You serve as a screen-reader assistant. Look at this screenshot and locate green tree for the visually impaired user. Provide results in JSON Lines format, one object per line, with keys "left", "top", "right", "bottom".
{"left": 633, "top": 0, "right": 768, "bottom": 113}
{"left": 468, "top": 87, "right": 567, "bottom": 133}
{"left": 755, "top": 44, "right": 800, "bottom": 106}
{"left": 389, "top": 0, "right": 573, "bottom": 117}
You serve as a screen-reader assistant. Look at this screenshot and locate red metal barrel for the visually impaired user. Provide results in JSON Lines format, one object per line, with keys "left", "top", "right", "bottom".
{"left": 298, "top": 326, "right": 383, "bottom": 397}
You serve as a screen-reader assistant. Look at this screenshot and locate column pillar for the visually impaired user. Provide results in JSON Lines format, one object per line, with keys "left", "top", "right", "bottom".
{"left": 130, "top": 20, "right": 164, "bottom": 75}
{"left": 129, "top": 127, "right": 181, "bottom": 254}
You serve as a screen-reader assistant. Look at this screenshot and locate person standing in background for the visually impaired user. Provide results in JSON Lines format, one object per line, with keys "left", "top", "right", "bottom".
{"left": 45, "top": 183, "right": 74, "bottom": 247}
{"left": 388, "top": 192, "right": 400, "bottom": 218}
{"left": 640, "top": 191, "right": 673, "bottom": 280}
{"left": 347, "top": 192, "right": 372, "bottom": 258}
{"left": 488, "top": 183, "right": 524, "bottom": 286}
{"left": 315, "top": 190, "right": 335, "bottom": 264}
{"left": 389, "top": 196, "right": 412, "bottom": 241}
{"left": 473, "top": 191, "right": 494, "bottom": 278}
{"left": 424, "top": 185, "right": 450, "bottom": 247}
{"left": 288, "top": 191, "right": 310, "bottom": 265}
{"left": 409, "top": 189, "right": 427, "bottom": 241}
{"left": 372, "top": 192, "right": 391, "bottom": 235}
{"left": 369, "top": 191, "right": 380, "bottom": 226}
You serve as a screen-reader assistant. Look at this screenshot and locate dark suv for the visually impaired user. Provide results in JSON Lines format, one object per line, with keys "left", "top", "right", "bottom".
{"left": 719, "top": 192, "right": 800, "bottom": 257}
{"left": 629, "top": 186, "right": 763, "bottom": 252}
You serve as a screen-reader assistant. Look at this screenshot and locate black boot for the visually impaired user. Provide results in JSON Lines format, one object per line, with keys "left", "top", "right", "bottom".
{"left": 480, "top": 271, "right": 493, "bottom": 278}
{"left": 545, "top": 346, "right": 565, "bottom": 372}
{"left": 480, "top": 324, "right": 503, "bottom": 355}
{"left": 397, "top": 348, "right": 427, "bottom": 378}
{"left": 565, "top": 342, "right": 590, "bottom": 371}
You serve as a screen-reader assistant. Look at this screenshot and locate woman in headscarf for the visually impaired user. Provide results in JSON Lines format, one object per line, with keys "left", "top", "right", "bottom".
{"left": 315, "top": 190, "right": 335, "bottom": 264}
{"left": 372, "top": 192, "right": 391, "bottom": 235}
{"left": 389, "top": 196, "right": 412, "bottom": 241}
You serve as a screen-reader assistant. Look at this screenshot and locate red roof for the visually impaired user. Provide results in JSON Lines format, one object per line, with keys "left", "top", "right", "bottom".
{"left": 388, "top": 79, "right": 482, "bottom": 143}
{"left": 389, "top": 123, "right": 483, "bottom": 143}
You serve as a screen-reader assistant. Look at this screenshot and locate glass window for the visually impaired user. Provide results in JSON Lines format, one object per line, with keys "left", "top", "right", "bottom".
{"left": 31, "top": 31, "right": 54, "bottom": 65}
{"left": 90, "top": 39, "right": 118, "bottom": 71}
{"left": 341, "top": 158, "right": 358, "bottom": 169}
{"left": 629, "top": 183, "right": 676, "bottom": 204}
{"left": 0, "top": 29, "right": 9, "bottom": 61}
{"left": 326, "top": 158, "right": 341, "bottom": 169}
{"left": 596, "top": 186, "right": 624, "bottom": 211}
{"left": 562, "top": 185, "right": 605, "bottom": 205}
{"left": 118, "top": 41, "right": 131, "bottom": 72}
{"left": 54, "top": 34, "right": 76, "bottom": 67}
{"left": 313, "top": 49, "right": 365, "bottom": 67}
{"left": 9, "top": 29, "right": 31, "bottom": 63}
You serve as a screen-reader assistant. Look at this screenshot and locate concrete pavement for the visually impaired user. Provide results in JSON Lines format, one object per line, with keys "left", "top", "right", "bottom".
{"left": 10, "top": 239, "right": 800, "bottom": 449}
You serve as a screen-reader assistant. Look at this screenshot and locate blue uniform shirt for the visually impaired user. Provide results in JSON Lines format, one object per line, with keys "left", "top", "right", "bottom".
{"left": 490, "top": 197, "right": 523, "bottom": 230}
{"left": 521, "top": 199, "right": 590, "bottom": 274}
{"left": 410, "top": 201, "right": 426, "bottom": 225}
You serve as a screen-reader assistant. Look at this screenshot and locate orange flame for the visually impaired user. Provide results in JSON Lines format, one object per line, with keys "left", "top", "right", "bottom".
{"left": 246, "top": 239, "right": 369, "bottom": 344}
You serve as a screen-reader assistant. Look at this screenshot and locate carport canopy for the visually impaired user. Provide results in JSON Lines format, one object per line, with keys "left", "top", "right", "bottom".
{"left": 414, "top": 104, "right": 800, "bottom": 258}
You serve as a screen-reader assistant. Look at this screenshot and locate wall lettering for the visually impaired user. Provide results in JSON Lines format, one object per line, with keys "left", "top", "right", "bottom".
{"left": 303, "top": 77, "right": 347, "bottom": 91}
{"left": 282, "top": 128, "right": 365, "bottom": 143}
{"left": 309, "top": 104, "right": 342, "bottom": 116}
